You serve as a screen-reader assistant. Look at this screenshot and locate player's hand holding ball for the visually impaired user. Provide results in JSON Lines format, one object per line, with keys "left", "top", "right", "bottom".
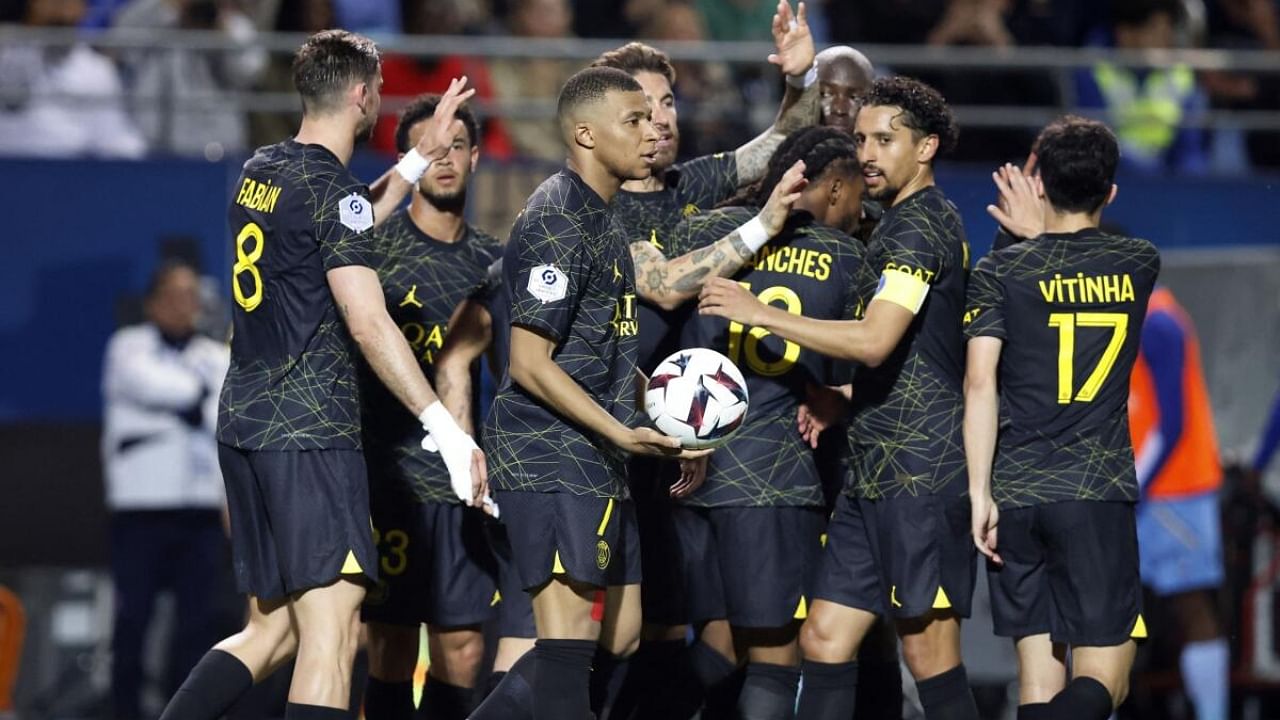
{"left": 645, "top": 348, "right": 749, "bottom": 451}
{"left": 419, "top": 401, "right": 488, "bottom": 508}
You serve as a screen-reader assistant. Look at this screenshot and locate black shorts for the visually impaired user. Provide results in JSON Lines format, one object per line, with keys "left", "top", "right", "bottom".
{"left": 361, "top": 491, "right": 497, "bottom": 628}
{"left": 493, "top": 490, "right": 642, "bottom": 591}
{"left": 486, "top": 520, "right": 537, "bottom": 638}
{"left": 219, "top": 444, "right": 377, "bottom": 600}
{"left": 674, "top": 505, "right": 825, "bottom": 629}
{"left": 813, "top": 494, "right": 976, "bottom": 619}
{"left": 989, "top": 500, "right": 1146, "bottom": 647}
{"left": 630, "top": 456, "right": 685, "bottom": 625}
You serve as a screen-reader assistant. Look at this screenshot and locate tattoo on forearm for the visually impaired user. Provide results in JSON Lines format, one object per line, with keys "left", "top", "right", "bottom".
{"left": 735, "top": 85, "right": 820, "bottom": 184}
{"left": 633, "top": 230, "right": 754, "bottom": 300}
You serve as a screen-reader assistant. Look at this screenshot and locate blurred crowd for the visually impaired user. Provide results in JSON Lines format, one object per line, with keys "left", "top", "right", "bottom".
{"left": 0, "top": 0, "right": 1277, "bottom": 172}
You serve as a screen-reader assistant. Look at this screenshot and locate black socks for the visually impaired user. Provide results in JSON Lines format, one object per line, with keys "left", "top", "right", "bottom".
{"left": 916, "top": 665, "right": 979, "bottom": 720}
{"left": 362, "top": 677, "right": 413, "bottom": 720}
{"left": 738, "top": 663, "right": 800, "bottom": 720}
{"left": 796, "top": 660, "right": 858, "bottom": 720}
{"left": 158, "top": 649, "right": 253, "bottom": 720}
{"left": 533, "top": 639, "right": 597, "bottom": 720}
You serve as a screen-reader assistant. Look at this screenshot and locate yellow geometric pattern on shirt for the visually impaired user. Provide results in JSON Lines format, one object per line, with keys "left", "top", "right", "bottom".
{"left": 612, "top": 151, "right": 738, "bottom": 256}
{"left": 486, "top": 173, "right": 637, "bottom": 499}
{"left": 964, "top": 233, "right": 1160, "bottom": 509}
{"left": 218, "top": 143, "right": 379, "bottom": 450}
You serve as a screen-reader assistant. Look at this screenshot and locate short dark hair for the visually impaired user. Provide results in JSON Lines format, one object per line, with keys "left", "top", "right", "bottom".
{"left": 724, "top": 127, "right": 858, "bottom": 208}
{"left": 1035, "top": 115, "right": 1119, "bottom": 214}
{"left": 292, "top": 29, "right": 380, "bottom": 114}
{"left": 1112, "top": 0, "right": 1183, "bottom": 28}
{"left": 859, "top": 76, "right": 958, "bottom": 155}
{"left": 394, "top": 94, "right": 481, "bottom": 154}
{"left": 557, "top": 67, "right": 643, "bottom": 126}
{"left": 146, "top": 259, "right": 197, "bottom": 299}
{"left": 591, "top": 42, "right": 677, "bottom": 87}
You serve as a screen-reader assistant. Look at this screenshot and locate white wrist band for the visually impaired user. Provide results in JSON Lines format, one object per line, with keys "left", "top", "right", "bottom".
{"left": 786, "top": 62, "right": 818, "bottom": 90}
{"left": 395, "top": 148, "right": 431, "bottom": 184}
{"left": 739, "top": 216, "right": 770, "bottom": 253}
{"left": 419, "top": 401, "right": 459, "bottom": 436}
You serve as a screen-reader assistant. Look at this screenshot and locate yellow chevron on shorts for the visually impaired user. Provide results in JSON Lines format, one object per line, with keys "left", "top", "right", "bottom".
{"left": 552, "top": 551, "right": 566, "bottom": 575}
{"left": 933, "top": 587, "right": 952, "bottom": 609}
{"left": 794, "top": 596, "right": 808, "bottom": 620}
{"left": 597, "top": 498, "right": 615, "bottom": 536}
{"left": 1130, "top": 614, "right": 1148, "bottom": 639}
{"left": 491, "top": 590, "right": 502, "bottom": 607}
{"left": 341, "top": 550, "right": 363, "bottom": 574}
{"left": 890, "top": 586, "right": 902, "bottom": 608}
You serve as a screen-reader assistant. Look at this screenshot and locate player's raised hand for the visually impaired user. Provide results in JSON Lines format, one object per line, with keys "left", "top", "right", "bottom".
{"left": 768, "top": 1, "right": 815, "bottom": 77}
{"left": 987, "top": 160, "right": 1045, "bottom": 241}
{"left": 622, "top": 426, "right": 713, "bottom": 460}
{"left": 415, "top": 76, "right": 477, "bottom": 161}
{"left": 758, "top": 159, "right": 807, "bottom": 236}
{"left": 971, "top": 491, "right": 1002, "bottom": 565}
{"left": 670, "top": 456, "right": 708, "bottom": 498}
{"left": 699, "top": 277, "right": 765, "bottom": 326}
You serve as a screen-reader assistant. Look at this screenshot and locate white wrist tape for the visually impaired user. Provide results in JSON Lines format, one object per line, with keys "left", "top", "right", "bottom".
{"left": 739, "top": 216, "right": 771, "bottom": 253}
{"left": 395, "top": 148, "right": 431, "bottom": 184}
{"left": 786, "top": 62, "right": 818, "bottom": 90}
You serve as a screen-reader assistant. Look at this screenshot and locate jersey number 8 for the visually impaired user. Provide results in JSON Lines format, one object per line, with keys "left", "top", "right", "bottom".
{"left": 234, "top": 222, "right": 265, "bottom": 312}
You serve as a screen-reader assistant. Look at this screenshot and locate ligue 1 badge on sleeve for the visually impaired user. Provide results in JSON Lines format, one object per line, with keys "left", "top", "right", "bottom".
{"left": 339, "top": 193, "right": 373, "bottom": 233}
{"left": 527, "top": 264, "right": 567, "bottom": 303}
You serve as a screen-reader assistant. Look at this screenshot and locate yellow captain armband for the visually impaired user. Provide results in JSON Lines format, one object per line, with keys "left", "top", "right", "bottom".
{"left": 873, "top": 269, "right": 931, "bottom": 314}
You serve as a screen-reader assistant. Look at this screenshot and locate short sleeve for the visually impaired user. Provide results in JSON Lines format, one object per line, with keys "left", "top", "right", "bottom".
{"left": 871, "top": 210, "right": 946, "bottom": 314}
{"left": 506, "top": 211, "right": 591, "bottom": 342}
{"left": 316, "top": 177, "right": 378, "bottom": 271}
{"left": 964, "top": 255, "right": 1006, "bottom": 340}
{"left": 674, "top": 152, "right": 739, "bottom": 211}
{"left": 666, "top": 208, "right": 748, "bottom": 258}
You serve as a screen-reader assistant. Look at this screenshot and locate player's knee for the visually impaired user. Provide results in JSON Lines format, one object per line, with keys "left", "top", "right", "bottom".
{"left": 900, "top": 634, "right": 954, "bottom": 680}
{"left": 799, "top": 615, "right": 853, "bottom": 661}
{"left": 442, "top": 633, "right": 486, "bottom": 677}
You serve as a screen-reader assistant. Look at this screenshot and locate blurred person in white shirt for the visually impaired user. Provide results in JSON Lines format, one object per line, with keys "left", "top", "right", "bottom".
{"left": 101, "top": 260, "right": 231, "bottom": 720}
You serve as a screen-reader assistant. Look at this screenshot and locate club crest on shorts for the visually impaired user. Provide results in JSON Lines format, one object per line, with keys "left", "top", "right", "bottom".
{"left": 596, "top": 539, "right": 611, "bottom": 570}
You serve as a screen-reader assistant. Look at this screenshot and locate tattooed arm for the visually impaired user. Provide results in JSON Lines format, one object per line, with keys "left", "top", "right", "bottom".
{"left": 633, "top": 160, "right": 808, "bottom": 310}
{"left": 734, "top": 0, "right": 820, "bottom": 186}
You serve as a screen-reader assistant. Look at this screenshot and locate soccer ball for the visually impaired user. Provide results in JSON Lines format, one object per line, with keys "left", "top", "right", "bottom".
{"left": 645, "top": 348, "right": 750, "bottom": 449}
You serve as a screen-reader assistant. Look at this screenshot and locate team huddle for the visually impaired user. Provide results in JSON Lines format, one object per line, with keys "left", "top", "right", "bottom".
{"left": 157, "top": 3, "right": 1162, "bottom": 720}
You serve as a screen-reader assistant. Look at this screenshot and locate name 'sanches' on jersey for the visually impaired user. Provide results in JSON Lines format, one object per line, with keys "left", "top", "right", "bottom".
{"left": 359, "top": 210, "right": 501, "bottom": 504}
{"left": 850, "top": 186, "right": 971, "bottom": 500}
{"left": 218, "top": 140, "right": 380, "bottom": 451}
{"left": 965, "top": 229, "right": 1160, "bottom": 509}
{"left": 668, "top": 206, "right": 873, "bottom": 508}
{"left": 484, "top": 170, "right": 640, "bottom": 499}
{"left": 612, "top": 152, "right": 739, "bottom": 372}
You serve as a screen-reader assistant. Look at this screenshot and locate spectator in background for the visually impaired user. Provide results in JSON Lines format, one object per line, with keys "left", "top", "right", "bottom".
{"left": 371, "top": 0, "right": 514, "bottom": 159}
{"left": 487, "top": 0, "right": 576, "bottom": 161}
{"left": 1129, "top": 286, "right": 1230, "bottom": 720}
{"left": 0, "top": 0, "right": 147, "bottom": 157}
{"left": 331, "top": 0, "right": 399, "bottom": 33}
{"left": 695, "top": 0, "right": 776, "bottom": 41}
{"left": 1078, "top": 0, "right": 1211, "bottom": 174}
{"left": 101, "top": 260, "right": 231, "bottom": 720}
{"left": 112, "top": 0, "right": 267, "bottom": 159}
{"left": 1253, "top": 379, "right": 1280, "bottom": 478}
{"left": 1202, "top": 0, "right": 1280, "bottom": 169}
{"left": 246, "top": 0, "right": 336, "bottom": 149}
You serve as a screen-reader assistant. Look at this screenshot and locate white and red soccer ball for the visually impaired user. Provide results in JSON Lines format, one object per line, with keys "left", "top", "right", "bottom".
{"left": 645, "top": 348, "right": 750, "bottom": 449}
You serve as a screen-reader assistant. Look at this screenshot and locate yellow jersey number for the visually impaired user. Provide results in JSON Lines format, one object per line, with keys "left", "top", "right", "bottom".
{"left": 371, "top": 526, "right": 409, "bottom": 576}
{"left": 233, "top": 222, "right": 265, "bottom": 312}
{"left": 1047, "top": 312, "right": 1129, "bottom": 404}
{"left": 727, "top": 283, "right": 803, "bottom": 377}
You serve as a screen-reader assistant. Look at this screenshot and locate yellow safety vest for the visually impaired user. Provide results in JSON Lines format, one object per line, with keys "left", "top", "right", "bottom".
{"left": 1092, "top": 62, "right": 1195, "bottom": 159}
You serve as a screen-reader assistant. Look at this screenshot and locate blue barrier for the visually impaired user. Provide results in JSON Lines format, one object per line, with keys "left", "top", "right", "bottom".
{"left": 2, "top": 155, "right": 1276, "bottom": 421}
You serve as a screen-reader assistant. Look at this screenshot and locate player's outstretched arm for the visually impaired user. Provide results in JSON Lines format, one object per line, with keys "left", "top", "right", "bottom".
{"left": 632, "top": 160, "right": 808, "bottom": 309}
{"left": 328, "top": 264, "right": 488, "bottom": 506}
{"left": 733, "top": 1, "right": 820, "bottom": 185}
{"left": 963, "top": 336, "right": 1003, "bottom": 565}
{"left": 509, "top": 325, "right": 709, "bottom": 460}
{"left": 699, "top": 281, "right": 914, "bottom": 367}
{"left": 368, "top": 77, "right": 477, "bottom": 226}
{"left": 435, "top": 297, "right": 495, "bottom": 437}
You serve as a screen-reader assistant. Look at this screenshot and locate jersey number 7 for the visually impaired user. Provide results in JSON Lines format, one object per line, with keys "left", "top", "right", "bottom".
{"left": 1047, "top": 312, "right": 1129, "bottom": 404}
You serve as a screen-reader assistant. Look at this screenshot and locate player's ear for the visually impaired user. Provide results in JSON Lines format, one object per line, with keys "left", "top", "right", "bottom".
{"left": 916, "top": 133, "right": 939, "bottom": 164}
{"left": 469, "top": 144, "right": 480, "bottom": 172}
{"left": 574, "top": 121, "right": 596, "bottom": 150}
{"left": 828, "top": 177, "right": 842, "bottom": 207}
{"left": 1105, "top": 184, "right": 1118, "bottom": 207}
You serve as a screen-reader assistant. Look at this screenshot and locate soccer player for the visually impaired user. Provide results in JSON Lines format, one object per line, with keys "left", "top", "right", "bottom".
{"left": 963, "top": 116, "right": 1160, "bottom": 720}
{"left": 357, "top": 95, "right": 503, "bottom": 720}
{"left": 1130, "top": 288, "right": 1228, "bottom": 720}
{"left": 664, "top": 126, "right": 874, "bottom": 720}
{"left": 815, "top": 45, "right": 874, "bottom": 134}
{"left": 159, "top": 31, "right": 483, "bottom": 720}
{"left": 700, "top": 76, "right": 978, "bottom": 720}
{"left": 480, "top": 65, "right": 710, "bottom": 720}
